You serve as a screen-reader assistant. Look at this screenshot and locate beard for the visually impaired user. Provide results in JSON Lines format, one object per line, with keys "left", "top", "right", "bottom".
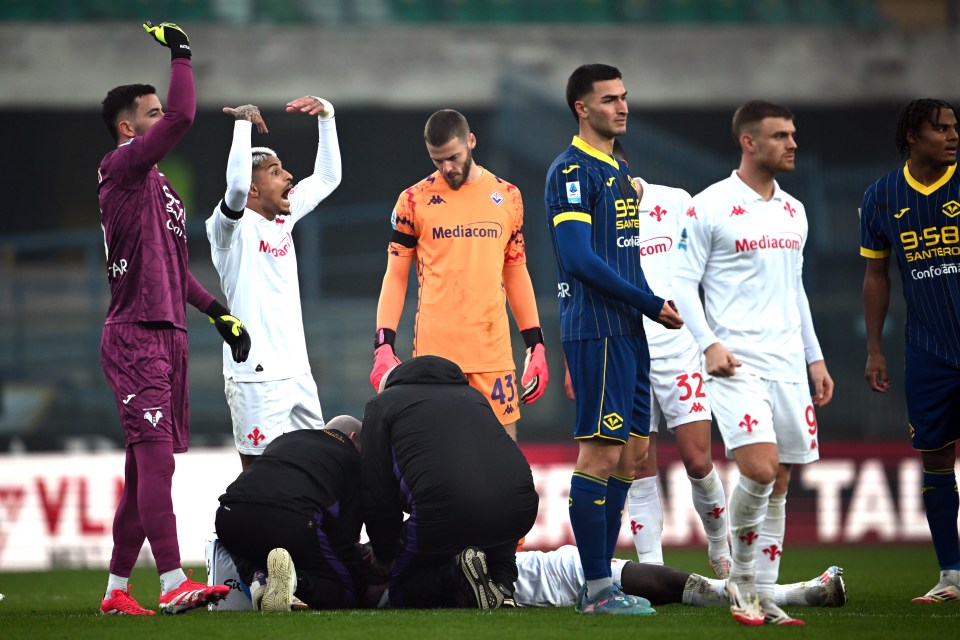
{"left": 441, "top": 150, "right": 474, "bottom": 190}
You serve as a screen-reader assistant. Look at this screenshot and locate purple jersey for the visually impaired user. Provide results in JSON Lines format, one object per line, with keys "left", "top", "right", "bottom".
{"left": 97, "top": 59, "right": 201, "bottom": 329}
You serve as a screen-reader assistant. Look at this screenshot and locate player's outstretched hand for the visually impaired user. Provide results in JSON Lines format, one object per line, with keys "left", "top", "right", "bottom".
{"left": 210, "top": 312, "right": 251, "bottom": 363}
{"left": 371, "top": 345, "right": 401, "bottom": 391}
{"left": 520, "top": 343, "right": 549, "bottom": 404}
{"left": 864, "top": 352, "right": 890, "bottom": 393}
{"left": 656, "top": 300, "right": 684, "bottom": 330}
{"left": 286, "top": 96, "right": 332, "bottom": 118}
{"left": 143, "top": 21, "right": 191, "bottom": 59}
{"left": 704, "top": 342, "right": 741, "bottom": 378}
{"left": 223, "top": 104, "right": 268, "bottom": 134}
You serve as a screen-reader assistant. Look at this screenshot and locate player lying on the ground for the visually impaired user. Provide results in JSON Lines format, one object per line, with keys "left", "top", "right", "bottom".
{"left": 207, "top": 541, "right": 845, "bottom": 612}
{"left": 513, "top": 545, "right": 845, "bottom": 609}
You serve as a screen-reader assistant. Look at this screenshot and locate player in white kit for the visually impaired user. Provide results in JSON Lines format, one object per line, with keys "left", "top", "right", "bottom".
{"left": 513, "top": 545, "right": 844, "bottom": 611}
{"left": 628, "top": 171, "right": 731, "bottom": 579}
{"left": 206, "top": 96, "right": 341, "bottom": 468}
{"left": 673, "top": 101, "right": 833, "bottom": 626}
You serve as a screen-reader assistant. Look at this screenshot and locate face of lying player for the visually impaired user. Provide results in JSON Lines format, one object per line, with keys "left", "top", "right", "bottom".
{"left": 748, "top": 117, "right": 797, "bottom": 174}
{"left": 117, "top": 94, "right": 163, "bottom": 141}
{"left": 251, "top": 156, "right": 294, "bottom": 218}
{"left": 909, "top": 107, "right": 959, "bottom": 168}
{"left": 426, "top": 133, "right": 477, "bottom": 190}
{"left": 578, "top": 78, "right": 628, "bottom": 140}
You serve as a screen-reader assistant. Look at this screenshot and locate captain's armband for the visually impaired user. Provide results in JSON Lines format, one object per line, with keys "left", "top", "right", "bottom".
{"left": 390, "top": 230, "right": 417, "bottom": 248}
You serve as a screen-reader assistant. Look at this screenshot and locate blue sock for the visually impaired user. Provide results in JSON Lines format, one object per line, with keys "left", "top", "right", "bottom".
{"left": 605, "top": 474, "right": 633, "bottom": 563}
{"left": 569, "top": 472, "right": 609, "bottom": 581}
{"left": 922, "top": 468, "right": 960, "bottom": 570}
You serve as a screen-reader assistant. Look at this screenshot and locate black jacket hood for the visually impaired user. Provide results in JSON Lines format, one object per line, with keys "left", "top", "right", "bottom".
{"left": 382, "top": 355, "right": 468, "bottom": 390}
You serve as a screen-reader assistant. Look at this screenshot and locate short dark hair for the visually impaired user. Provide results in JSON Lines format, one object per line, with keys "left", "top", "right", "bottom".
{"left": 101, "top": 84, "right": 156, "bottom": 143}
{"left": 424, "top": 109, "right": 470, "bottom": 147}
{"left": 566, "top": 64, "right": 622, "bottom": 122}
{"left": 731, "top": 100, "right": 795, "bottom": 144}
{"left": 895, "top": 98, "right": 959, "bottom": 157}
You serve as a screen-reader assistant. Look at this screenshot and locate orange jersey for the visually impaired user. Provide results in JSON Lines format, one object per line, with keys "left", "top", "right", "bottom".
{"left": 389, "top": 168, "right": 526, "bottom": 372}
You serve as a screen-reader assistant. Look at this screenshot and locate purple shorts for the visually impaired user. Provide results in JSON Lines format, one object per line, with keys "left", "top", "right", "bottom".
{"left": 101, "top": 322, "right": 190, "bottom": 452}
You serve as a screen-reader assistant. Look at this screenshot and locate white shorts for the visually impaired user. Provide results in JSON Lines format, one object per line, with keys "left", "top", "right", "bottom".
{"left": 649, "top": 342, "right": 713, "bottom": 434}
{"left": 225, "top": 372, "right": 325, "bottom": 455}
{"left": 706, "top": 373, "right": 819, "bottom": 464}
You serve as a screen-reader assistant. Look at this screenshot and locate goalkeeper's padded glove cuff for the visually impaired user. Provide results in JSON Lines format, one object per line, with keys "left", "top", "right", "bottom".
{"left": 374, "top": 327, "right": 397, "bottom": 350}
{"left": 520, "top": 327, "right": 545, "bottom": 350}
{"left": 206, "top": 299, "right": 230, "bottom": 319}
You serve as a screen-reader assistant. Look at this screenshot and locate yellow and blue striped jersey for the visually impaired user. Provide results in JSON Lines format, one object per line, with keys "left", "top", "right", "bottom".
{"left": 545, "top": 136, "right": 660, "bottom": 341}
{"left": 860, "top": 162, "right": 960, "bottom": 367}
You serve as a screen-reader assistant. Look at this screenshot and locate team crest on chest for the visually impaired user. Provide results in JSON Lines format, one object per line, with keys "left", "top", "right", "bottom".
{"left": 489, "top": 190, "right": 504, "bottom": 206}
{"left": 942, "top": 200, "right": 960, "bottom": 218}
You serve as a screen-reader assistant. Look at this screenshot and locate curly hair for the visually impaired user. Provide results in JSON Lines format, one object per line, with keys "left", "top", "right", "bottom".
{"left": 895, "top": 99, "right": 959, "bottom": 157}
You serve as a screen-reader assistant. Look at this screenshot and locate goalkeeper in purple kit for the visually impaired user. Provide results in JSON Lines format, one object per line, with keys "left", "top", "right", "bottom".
{"left": 96, "top": 22, "right": 249, "bottom": 616}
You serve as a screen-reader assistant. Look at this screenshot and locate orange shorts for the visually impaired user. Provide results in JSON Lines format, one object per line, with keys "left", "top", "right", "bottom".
{"left": 466, "top": 370, "right": 520, "bottom": 426}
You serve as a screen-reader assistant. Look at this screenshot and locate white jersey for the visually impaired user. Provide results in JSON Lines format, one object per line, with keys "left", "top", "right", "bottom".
{"left": 513, "top": 545, "right": 627, "bottom": 607}
{"left": 636, "top": 178, "right": 700, "bottom": 360}
{"left": 206, "top": 115, "right": 341, "bottom": 382}
{"left": 673, "top": 171, "right": 808, "bottom": 382}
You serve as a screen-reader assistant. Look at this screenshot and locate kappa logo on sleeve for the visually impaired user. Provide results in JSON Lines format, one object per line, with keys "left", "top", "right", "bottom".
{"left": 566, "top": 181, "right": 581, "bottom": 204}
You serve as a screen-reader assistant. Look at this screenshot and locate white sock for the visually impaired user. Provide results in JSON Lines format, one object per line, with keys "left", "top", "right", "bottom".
{"left": 688, "top": 467, "right": 730, "bottom": 558}
{"left": 626, "top": 476, "right": 664, "bottom": 564}
{"left": 159, "top": 568, "right": 188, "bottom": 594}
{"left": 105, "top": 574, "right": 128, "bottom": 598}
{"left": 755, "top": 493, "right": 786, "bottom": 598}
{"left": 728, "top": 475, "right": 773, "bottom": 581}
{"left": 774, "top": 581, "right": 809, "bottom": 606}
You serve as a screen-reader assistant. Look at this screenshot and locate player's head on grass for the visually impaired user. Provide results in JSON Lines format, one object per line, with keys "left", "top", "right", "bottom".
{"left": 424, "top": 109, "right": 477, "bottom": 190}
{"left": 566, "top": 64, "right": 627, "bottom": 143}
{"left": 732, "top": 100, "right": 797, "bottom": 175}
{"left": 247, "top": 145, "right": 293, "bottom": 219}
{"left": 896, "top": 98, "right": 959, "bottom": 166}
{"left": 101, "top": 84, "right": 159, "bottom": 144}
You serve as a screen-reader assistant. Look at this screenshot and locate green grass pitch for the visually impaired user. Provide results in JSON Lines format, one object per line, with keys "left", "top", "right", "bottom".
{"left": 1, "top": 545, "right": 957, "bottom": 639}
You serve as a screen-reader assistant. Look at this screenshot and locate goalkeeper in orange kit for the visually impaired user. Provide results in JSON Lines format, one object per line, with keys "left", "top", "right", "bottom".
{"left": 371, "top": 109, "right": 548, "bottom": 440}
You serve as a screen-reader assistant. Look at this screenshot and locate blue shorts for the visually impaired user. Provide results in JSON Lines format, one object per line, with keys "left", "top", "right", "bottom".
{"left": 563, "top": 336, "right": 651, "bottom": 443}
{"left": 904, "top": 342, "right": 960, "bottom": 451}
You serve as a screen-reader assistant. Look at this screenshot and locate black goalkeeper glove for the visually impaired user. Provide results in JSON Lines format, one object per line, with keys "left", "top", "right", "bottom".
{"left": 143, "top": 21, "right": 191, "bottom": 60}
{"left": 206, "top": 300, "right": 251, "bottom": 363}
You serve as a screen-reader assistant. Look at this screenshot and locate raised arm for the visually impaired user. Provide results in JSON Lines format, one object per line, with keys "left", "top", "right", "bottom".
{"left": 285, "top": 96, "right": 342, "bottom": 218}
{"left": 139, "top": 22, "right": 196, "bottom": 168}
{"left": 221, "top": 104, "right": 268, "bottom": 215}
